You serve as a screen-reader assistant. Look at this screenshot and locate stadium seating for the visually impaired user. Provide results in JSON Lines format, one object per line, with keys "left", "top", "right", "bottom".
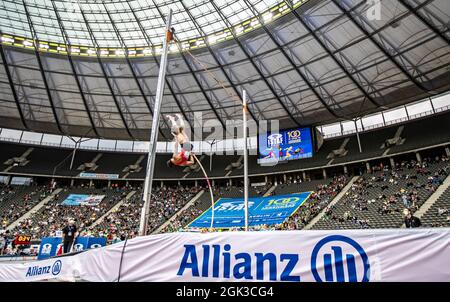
{"left": 0, "top": 112, "right": 449, "bottom": 241}
{"left": 0, "top": 112, "right": 448, "bottom": 179}
{"left": 88, "top": 184, "right": 202, "bottom": 238}
{"left": 1, "top": 184, "right": 51, "bottom": 228}
{"left": 312, "top": 157, "right": 449, "bottom": 230}
{"left": 12, "top": 186, "right": 130, "bottom": 239}
{"left": 421, "top": 185, "right": 450, "bottom": 228}
{"left": 87, "top": 189, "right": 143, "bottom": 239}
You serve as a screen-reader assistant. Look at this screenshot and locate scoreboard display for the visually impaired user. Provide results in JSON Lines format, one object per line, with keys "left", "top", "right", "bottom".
{"left": 258, "top": 127, "right": 313, "bottom": 164}
{"left": 14, "top": 235, "right": 31, "bottom": 245}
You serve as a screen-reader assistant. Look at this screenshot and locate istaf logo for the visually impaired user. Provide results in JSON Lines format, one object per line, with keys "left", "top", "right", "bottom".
{"left": 311, "top": 235, "right": 370, "bottom": 282}
{"left": 41, "top": 243, "right": 52, "bottom": 255}
{"left": 73, "top": 243, "right": 85, "bottom": 252}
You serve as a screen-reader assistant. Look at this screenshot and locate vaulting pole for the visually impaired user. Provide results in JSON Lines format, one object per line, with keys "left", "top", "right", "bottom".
{"left": 192, "top": 154, "right": 215, "bottom": 229}
{"left": 139, "top": 9, "right": 173, "bottom": 236}
{"left": 243, "top": 90, "right": 249, "bottom": 231}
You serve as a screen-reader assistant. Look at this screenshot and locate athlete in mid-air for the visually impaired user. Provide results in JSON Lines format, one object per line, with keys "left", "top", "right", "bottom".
{"left": 166, "top": 114, "right": 195, "bottom": 168}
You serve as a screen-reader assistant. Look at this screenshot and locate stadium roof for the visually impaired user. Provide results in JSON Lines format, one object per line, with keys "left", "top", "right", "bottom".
{"left": 0, "top": 0, "right": 449, "bottom": 140}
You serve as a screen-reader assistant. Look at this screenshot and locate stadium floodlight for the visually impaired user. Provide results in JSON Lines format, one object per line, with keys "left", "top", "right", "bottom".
{"left": 143, "top": 48, "right": 152, "bottom": 54}
{"left": 263, "top": 13, "right": 273, "bottom": 22}
{"left": 23, "top": 40, "right": 33, "bottom": 47}
{"left": 279, "top": 5, "right": 288, "bottom": 12}
{"left": 195, "top": 40, "right": 204, "bottom": 46}
{"left": 181, "top": 43, "right": 189, "bottom": 50}
{"left": 235, "top": 26, "right": 244, "bottom": 34}
{"left": 87, "top": 49, "right": 96, "bottom": 55}
{"left": 71, "top": 47, "right": 80, "bottom": 53}
{"left": 128, "top": 50, "right": 136, "bottom": 55}
{"left": 57, "top": 46, "right": 66, "bottom": 51}
{"left": 1, "top": 36, "right": 14, "bottom": 43}
{"left": 100, "top": 50, "right": 109, "bottom": 55}
{"left": 208, "top": 35, "right": 218, "bottom": 44}
{"left": 39, "top": 44, "right": 49, "bottom": 49}
{"left": 250, "top": 19, "right": 259, "bottom": 27}
{"left": 115, "top": 49, "right": 125, "bottom": 56}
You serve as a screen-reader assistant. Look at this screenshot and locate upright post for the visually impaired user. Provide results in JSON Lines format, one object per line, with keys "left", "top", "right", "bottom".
{"left": 69, "top": 141, "right": 79, "bottom": 170}
{"left": 139, "top": 10, "right": 173, "bottom": 236}
{"left": 243, "top": 90, "right": 249, "bottom": 231}
{"left": 355, "top": 119, "right": 362, "bottom": 153}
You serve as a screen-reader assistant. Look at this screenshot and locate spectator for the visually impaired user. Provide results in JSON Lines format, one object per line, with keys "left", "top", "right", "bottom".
{"left": 0, "top": 230, "right": 11, "bottom": 255}
{"left": 61, "top": 219, "right": 78, "bottom": 254}
{"left": 404, "top": 208, "right": 421, "bottom": 228}
{"left": 0, "top": 230, "right": 6, "bottom": 255}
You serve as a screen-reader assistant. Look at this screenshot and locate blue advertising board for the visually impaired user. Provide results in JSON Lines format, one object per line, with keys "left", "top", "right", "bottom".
{"left": 37, "top": 237, "right": 107, "bottom": 260}
{"left": 258, "top": 127, "right": 313, "bottom": 163}
{"left": 188, "top": 192, "right": 312, "bottom": 229}
{"left": 37, "top": 237, "right": 63, "bottom": 260}
{"left": 79, "top": 172, "right": 119, "bottom": 179}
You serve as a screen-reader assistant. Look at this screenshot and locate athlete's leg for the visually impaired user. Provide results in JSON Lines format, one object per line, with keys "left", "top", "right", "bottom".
{"left": 166, "top": 114, "right": 179, "bottom": 135}
{"left": 174, "top": 113, "right": 186, "bottom": 133}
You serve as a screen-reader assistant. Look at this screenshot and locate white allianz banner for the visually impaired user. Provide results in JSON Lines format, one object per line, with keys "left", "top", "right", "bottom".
{"left": 1, "top": 228, "right": 450, "bottom": 282}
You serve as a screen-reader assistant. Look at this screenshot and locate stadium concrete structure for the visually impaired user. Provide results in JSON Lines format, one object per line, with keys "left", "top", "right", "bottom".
{"left": 0, "top": 0, "right": 449, "bottom": 282}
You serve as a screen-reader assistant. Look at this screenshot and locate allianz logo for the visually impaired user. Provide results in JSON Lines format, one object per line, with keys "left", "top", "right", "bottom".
{"left": 177, "top": 235, "right": 370, "bottom": 282}
{"left": 26, "top": 260, "right": 62, "bottom": 277}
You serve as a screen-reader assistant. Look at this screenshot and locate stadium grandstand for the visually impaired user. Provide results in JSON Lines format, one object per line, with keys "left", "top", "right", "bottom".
{"left": 0, "top": 0, "right": 449, "bottom": 283}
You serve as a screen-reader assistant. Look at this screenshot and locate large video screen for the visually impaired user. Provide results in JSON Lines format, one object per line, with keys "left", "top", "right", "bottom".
{"left": 258, "top": 127, "right": 313, "bottom": 163}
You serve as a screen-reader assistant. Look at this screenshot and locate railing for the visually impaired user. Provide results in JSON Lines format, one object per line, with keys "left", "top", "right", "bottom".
{"left": 322, "top": 105, "right": 450, "bottom": 139}
{"left": 1, "top": 100, "right": 449, "bottom": 152}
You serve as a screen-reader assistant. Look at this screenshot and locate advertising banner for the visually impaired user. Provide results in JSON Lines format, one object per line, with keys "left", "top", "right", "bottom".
{"left": 79, "top": 173, "right": 119, "bottom": 179}
{"left": 188, "top": 192, "right": 312, "bottom": 228}
{"left": 3, "top": 229, "right": 449, "bottom": 282}
{"left": 37, "top": 237, "right": 107, "bottom": 260}
{"left": 61, "top": 194, "right": 105, "bottom": 206}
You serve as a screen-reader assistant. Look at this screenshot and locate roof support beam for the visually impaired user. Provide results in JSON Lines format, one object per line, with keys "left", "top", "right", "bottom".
{"left": 125, "top": 1, "right": 195, "bottom": 133}
{"left": 101, "top": 2, "right": 168, "bottom": 140}
{"left": 150, "top": 1, "right": 228, "bottom": 133}
{"left": 286, "top": 0, "right": 382, "bottom": 111}
{"left": 210, "top": 0, "right": 301, "bottom": 127}
{"left": 333, "top": 0, "right": 434, "bottom": 93}
{"left": 152, "top": 0, "right": 227, "bottom": 134}
{"left": 398, "top": 0, "right": 450, "bottom": 46}
{"left": 0, "top": 44, "right": 28, "bottom": 130}
{"left": 178, "top": 0, "right": 260, "bottom": 125}
{"left": 76, "top": 4, "right": 135, "bottom": 139}
{"left": 50, "top": 0, "right": 99, "bottom": 138}
{"left": 241, "top": 0, "right": 339, "bottom": 120}
{"left": 22, "top": 0, "right": 63, "bottom": 134}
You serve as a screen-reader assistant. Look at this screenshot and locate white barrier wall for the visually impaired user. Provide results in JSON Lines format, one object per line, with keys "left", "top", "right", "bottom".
{"left": 1, "top": 228, "right": 450, "bottom": 282}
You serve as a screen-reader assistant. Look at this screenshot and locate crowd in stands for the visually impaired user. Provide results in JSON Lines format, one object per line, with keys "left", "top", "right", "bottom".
{"left": 0, "top": 153, "right": 449, "bottom": 252}
{"left": 320, "top": 156, "right": 448, "bottom": 229}
{"left": 12, "top": 185, "right": 131, "bottom": 240}
{"left": 1, "top": 184, "right": 52, "bottom": 229}
{"left": 82, "top": 191, "right": 143, "bottom": 240}
{"left": 86, "top": 184, "right": 202, "bottom": 241}
{"left": 278, "top": 175, "right": 348, "bottom": 230}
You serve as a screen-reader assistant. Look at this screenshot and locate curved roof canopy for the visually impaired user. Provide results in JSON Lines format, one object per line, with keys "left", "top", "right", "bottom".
{"left": 0, "top": 0, "right": 449, "bottom": 140}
